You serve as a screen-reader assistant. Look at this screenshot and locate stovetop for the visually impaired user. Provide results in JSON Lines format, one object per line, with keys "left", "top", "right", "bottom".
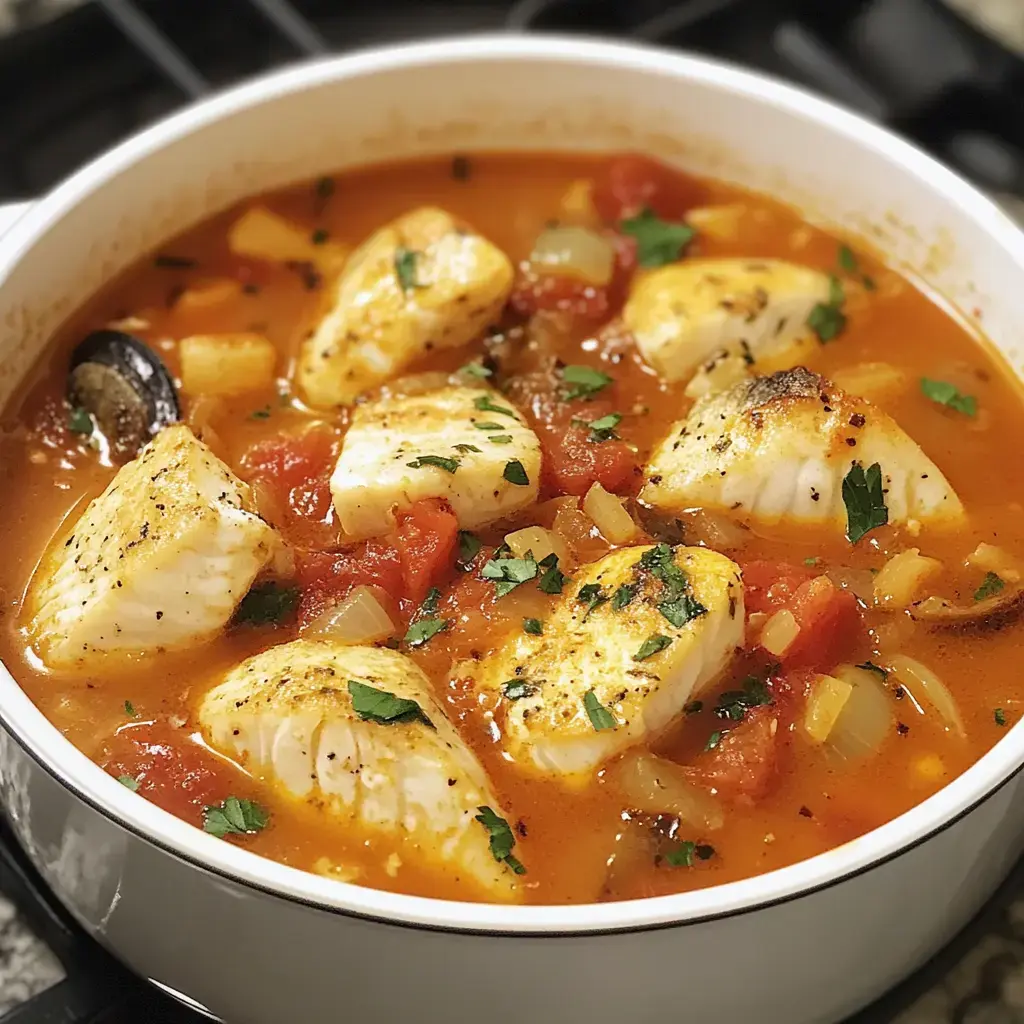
{"left": 1, "top": 1, "right": 1023, "bottom": 1022}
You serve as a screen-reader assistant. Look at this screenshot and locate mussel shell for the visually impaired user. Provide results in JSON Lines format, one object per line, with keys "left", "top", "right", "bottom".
{"left": 68, "top": 330, "right": 180, "bottom": 460}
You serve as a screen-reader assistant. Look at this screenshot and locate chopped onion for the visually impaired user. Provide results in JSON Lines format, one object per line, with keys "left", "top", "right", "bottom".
{"left": 529, "top": 225, "right": 615, "bottom": 287}
{"left": 583, "top": 483, "right": 638, "bottom": 545}
{"left": 558, "top": 179, "right": 601, "bottom": 229}
{"left": 888, "top": 655, "right": 965, "bottom": 738}
{"left": 760, "top": 609, "right": 800, "bottom": 656}
{"left": 685, "top": 508, "right": 750, "bottom": 550}
{"left": 825, "top": 665, "right": 894, "bottom": 761}
{"left": 873, "top": 548, "right": 943, "bottom": 608}
{"left": 966, "top": 543, "right": 1022, "bottom": 583}
{"left": 504, "top": 525, "right": 567, "bottom": 565}
{"left": 685, "top": 204, "right": 747, "bottom": 241}
{"left": 608, "top": 751, "right": 724, "bottom": 832}
{"left": 830, "top": 361, "right": 907, "bottom": 400}
{"left": 552, "top": 501, "right": 599, "bottom": 558}
{"left": 803, "top": 673, "right": 854, "bottom": 744}
{"left": 302, "top": 585, "right": 394, "bottom": 644}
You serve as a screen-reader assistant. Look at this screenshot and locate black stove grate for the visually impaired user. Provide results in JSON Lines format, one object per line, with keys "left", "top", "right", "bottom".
{"left": 1, "top": 0, "right": 1024, "bottom": 1020}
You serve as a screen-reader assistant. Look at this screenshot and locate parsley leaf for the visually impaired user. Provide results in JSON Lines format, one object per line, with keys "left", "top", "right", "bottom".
{"left": 921, "top": 377, "right": 977, "bottom": 417}
{"left": 807, "top": 274, "right": 846, "bottom": 343}
{"left": 577, "top": 582, "right": 609, "bottom": 620}
{"left": 502, "top": 679, "right": 536, "bottom": 701}
{"left": 714, "top": 676, "right": 773, "bottom": 722}
{"left": 503, "top": 459, "right": 530, "bottom": 486}
{"left": 663, "top": 841, "right": 696, "bottom": 867}
{"left": 68, "top": 406, "right": 93, "bottom": 435}
{"left": 459, "top": 361, "right": 492, "bottom": 379}
{"left": 474, "top": 421, "right": 506, "bottom": 431}
{"left": 842, "top": 462, "right": 888, "bottom": 543}
{"left": 481, "top": 554, "right": 538, "bottom": 597}
{"left": 583, "top": 689, "right": 616, "bottom": 731}
{"left": 634, "top": 634, "right": 672, "bottom": 661}
{"left": 704, "top": 730, "right": 723, "bottom": 751}
{"left": 406, "top": 454, "right": 460, "bottom": 473}
{"left": 659, "top": 591, "right": 708, "bottom": 629}
{"left": 975, "top": 572, "right": 1005, "bottom": 602}
{"left": 635, "top": 543, "right": 707, "bottom": 627}
{"left": 684, "top": 700, "right": 703, "bottom": 715}
{"left": 995, "top": 708, "right": 1008, "bottom": 727}
{"left": 249, "top": 405, "right": 272, "bottom": 420}
{"left": 203, "top": 797, "right": 270, "bottom": 838}
{"left": 580, "top": 412, "right": 622, "bottom": 443}
{"left": 856, "top": 661, "right": 889, "bottom": 679}
{"left": 118, "top": 774, "right": 140, "bottom": 792}
{"left": 838, "top": 244, "right": 857, "bottom": 274}
{"left": 559, "top": 364, "right": 613, "bottom": 401}
{"left": 311, "top": 228, "right": 329, "bottom": 245}
{"left": 394, "top": 247, "right": 422, "bottom": 291}
{"left": 537, "top": 553, "right": 570, "bottom": 595}
{"left": 474, "top": 395, "right": 518, "bottom": 418}
{"left": 475, "top": 806, "right": 526, "bottom": 875}
{"left": 523, "top": 617, "right": 543, "bottom": 636}
{"left": 124, "top": 699, "right": 136, "bottom": 716}
{"left": 611, "top": 584, "right": 636, "bottom": 610}
{"left": 404, "top": 617, "right": 449, "bottom": 647}
{"left": 488, "top": 434, "right": 513, "bottom": 444}
{"left": 457, "top": 530, "right": 482, "bottom": 567}
{"left": 348, "top": 679, "right": 433, "bottom": 727}
{"left": 452, "top": 443, "right": 481, "bottom": 455}
{"left": 419, "top": 588, "right": 441, "bottom": 615}
{"left": 620, "top": 208, "right": 695, "bottom": 267}
{"left": 235, "top": 582, "right": 299, "bottom": 626}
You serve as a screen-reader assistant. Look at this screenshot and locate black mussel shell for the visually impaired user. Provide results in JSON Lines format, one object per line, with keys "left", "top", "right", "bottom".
{"left": 67, "top": 330, "right": 180, "bottom": 460}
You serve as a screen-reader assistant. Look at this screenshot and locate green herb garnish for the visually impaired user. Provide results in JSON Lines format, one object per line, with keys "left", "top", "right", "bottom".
{"left": 452, "top": 443, "right": 482, "bottom": 455}
{"left": 474, "top": 421, "right": 505, "bottom": 431}
{"left": 581, "top": 412, "right": 622, "bottom": 443}
{"left": 537, "top": 553, "right": 570, "bottom": 595}
{"left": 406, "top": 454, "right": 460, "bottom": 473}
{"left": 583, "top": 689, "right": 616, "bottom": 731}
{"left": 920, "top": 378, "right": 977, "bottom": 417}
{"left": 714, "top": 676, "right": 773, "bottom": 723}
{"left": 560, "top": 365, "right": 613, "bottom": 401}
{"left": 684, "top": 700, "right": 703, "bottom": 715}
{"left": 249, "top": 405, "right": 271, "bottom": 420}
{"left": 474, "top": 395, "right": 519, "bottom": 418}
{"left": 124, "top": 699, "right": 136, "bottom": 717}
{"left": 975, "top": 572, "right": 1005, "bottom": 602}
{"left": 704, "top": 731, "right": 723, "bottom": 752}
{"left": 460, "top": 361, "right": 492, "bottom": 380}
{"left": 481, "top": 554, "right": 538, "bottom": 598}
{"left": 636, "top": 543, "right": 707, "bottom": 627}
{"left": 807, "top": 274, "right": 846, "bottom": 343}
{"left": 475, "top": 806, "right": 526, "bottom": 875}
{"left": 995, "top": 708, "right": 1008, "bottom": 727}
{"left": 488, "top": 435, "right": 513, "bottom": 444}
{"left": 503, "top": 460, "right": 530, "bottom": 486}
{"left": 620, "top": 208, "right": 695, "bottom": 268}
{"left": 394, "top": 247, "right": 422, "bottom": 291}
{"left": 457, "top": 530, "right": 482, "bottom": 567}
{"left": 68, "top": 407, "right": 93, "bottom": 435}
{"left": 404, "top": 617, "right": 449, "bottom": 647}
{"left": 235, "top": 582, "right": 299, "bottom": 626}
{"left": 634, "top": 634, "right": 672, "bottom": 661}
{"left": 311, "top": 228, "right": 328, "bottom": 245}
{"left": 348, "top": 680, "right": 432, "bottom": 727}
{"left": 523, "top": 617, "right": 543, "bottom": 636}
{"left": 118, "top": 774, "right": 140, "bottom": 792}
{"left": 842, "top": 461, "right": 888, "bottom": 543}
{"left": 502, "top": 679, "right": 536, "bottom": 701}
{"left": 203, "top": 797, "right": 270, "bottom": 838}
{"left": 611, "top": 584, "right": 636, "bottom": 610}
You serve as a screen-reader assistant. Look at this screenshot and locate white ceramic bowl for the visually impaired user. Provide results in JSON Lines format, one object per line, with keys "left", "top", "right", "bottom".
{"left": 1, "top": 35, "right": 1023, "bottom": 1024}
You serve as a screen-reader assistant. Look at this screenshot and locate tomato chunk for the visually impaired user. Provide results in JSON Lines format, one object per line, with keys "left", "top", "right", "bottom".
{"left": 693, "top": 706, "right": 780, "bottom": 803}
{"left": 783, "top": 575, "right": 861, "bottom": 670}
{"left": 543, "top": 422, "right": 639, "bottom": 497}
{"left": 509, "top": 267, "right": 610, "bottom": 319}
{"left": 393, "top": 499, "right": 459, "bottom": 605}
{"left": 592, "top": 154, "right": 708, "bottom": 222}
{"left": 296, "top": 541, "right": 404, "bottom": 627}
{"left": 102, "top": 719, "right": 242, "bottom": 822}
{"left": 741, "top": 559, "right": 816, "bottom": 616}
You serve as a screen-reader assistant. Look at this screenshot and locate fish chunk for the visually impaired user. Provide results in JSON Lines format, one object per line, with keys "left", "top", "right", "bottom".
{"left": 298, "top": 207, "right": 514, "bottom": 408}
{"left": 468, "top": 545, "right": 744, "bottom": 785}
{"left": 331, "top": 384, "right": 541, "bottom": 540}
{"left": 623, "top": 258, "right": 832, "bottom": 383}
{"left": 641, "top": 367, "right": 964, "bottom": 529}
{"left": 199, "top": 640, "right": 522, "bottom": 901}
{"left": 25, "top": 425, "right": 282, "bottom": 667}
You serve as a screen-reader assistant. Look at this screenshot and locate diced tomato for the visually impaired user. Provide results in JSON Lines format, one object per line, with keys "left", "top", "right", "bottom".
{"left": 509, "top": 266, "right": 610, "bottom": 319}
{"left": 543, "top": 422, "right": 640, "bottom": 497}
{"left": 392, "top": 499, "right": 459, "bottom": 605}
{"left": 295, "top": 541, "right": 404, "bottom": 627}
{"left": 101, "top": 719, "right": 242, "bottom": 822}
{"left": 592, "top": 154, "right": 709, "bottom": 222}
{"left": 782, "top": 575, "right": 860, "bottom": 670}
{"left": 692, "top": 706, "right": 780, "bottom": 803}
{"left": 741, "top": 559, "right": 816, "bottom": 616}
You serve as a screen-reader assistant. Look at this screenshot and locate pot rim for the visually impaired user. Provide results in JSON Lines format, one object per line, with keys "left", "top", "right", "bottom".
{"left": 2, "top": 33, "right": 1024, "bottom": 936}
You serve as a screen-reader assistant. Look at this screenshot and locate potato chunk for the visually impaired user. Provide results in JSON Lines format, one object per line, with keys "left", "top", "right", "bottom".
{"left": 179, "top": 333, "right": 276, "bottom": 396}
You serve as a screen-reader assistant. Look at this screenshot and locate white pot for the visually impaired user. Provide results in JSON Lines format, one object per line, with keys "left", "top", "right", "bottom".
{"left": 0, "top": 35, "right": 1023, "bottom": 1024}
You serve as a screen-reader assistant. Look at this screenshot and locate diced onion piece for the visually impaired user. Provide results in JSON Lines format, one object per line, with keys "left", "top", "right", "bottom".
{"left": 826, "top": 665, "right": 894, "bottom": 760}
{"left": 228, "top": 206, "right": 347, "bottom": 268}
{"left": 529, "top": 226, "right": 615, "bottom": 287}
{"left": 913, "top": 754, "right": 946, "bottom": 785}
{"left": 600, "top": 819, "right": 653, "bottom": 902}
{"left": 302, "top": 585, "right": 395, "bottom": 644}
{"left": 179, "top": 333, "right": 276, "bottom": 397}
{"left": 686, "top": 508, "right": 749, "bottom": 550}
{"left": 175, "top": 278, "right": 243, "bottom": 313}
{"left": 552, "top": 502, "right": 596, "bottom": 556}
{"left": 803, "top": 673, "right": 854, "bottom": 744}
{"left": 888, "top": 655, "right": 965, "bottom": 738}
{"left": 504, "top": 525, "right": 567, "bottom": 565}
{"left": 583, "top": 483, "right": 638, "bottom": 545}
{"left": 760, "top": 608, "right": 800, "bottom": 656}
{"left": 826, "top": 566, "right": 876, "bottom": 605}
{"left": 830, "top": 361, "right": 907, "bottom": 400}
{"left": 685, "top": 204, "right": 747, "bottom": 241}
{"left": 966, "top": 543, "right": 1022, "bottom": 583}
{"left": 684, "top": 353, "right": 749, "bottom": 399}
{"left": 558, "top": 179, "right": 601, "bottom": 228}
{"left": 608, "top": 751, "right": 724, "bottom": 832}
{"left": 873, "top": 548, "right": 943, "bottom": 608}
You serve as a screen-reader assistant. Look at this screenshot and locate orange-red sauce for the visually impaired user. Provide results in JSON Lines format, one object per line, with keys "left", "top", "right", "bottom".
{"left": 2, "top": 153, "right": 1023, "bottom": 905}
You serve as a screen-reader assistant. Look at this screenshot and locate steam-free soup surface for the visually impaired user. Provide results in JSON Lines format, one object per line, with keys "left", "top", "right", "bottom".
{"left": 3, "top": 153, "right": 1023, "bottom": 905}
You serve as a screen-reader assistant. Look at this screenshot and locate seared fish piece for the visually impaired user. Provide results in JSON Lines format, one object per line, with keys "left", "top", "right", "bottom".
{"left": 330, "top": 384, "right": 541, "bottom": 541}
{"left": 199, "top": 641, "right": 522, "bottom": 900}
{"left": 641, "top": 367, "right": 964, "bottom": 529}
{"left": 623, "top": 258, "right": 832, "bottom": 383}
{"left": 25, "top": 425, "right": 281, "bottom": 667}
{"left": 298, "top": 207, "right": 514, "bottom": 408}
{"left": 471, "top": 545, "right": 744, "bottom": 785}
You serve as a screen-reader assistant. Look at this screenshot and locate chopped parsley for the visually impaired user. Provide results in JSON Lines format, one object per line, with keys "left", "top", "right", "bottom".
{"left": 406, "top": 454, "right": 460, "bottom": 473}
{"left": 995, "top": 708, "right": 1008, "bottom": 727}
{"left": 611, "top": 584, "right": 636, "bottom": 610}
{"left": 575, "top": 412, "right": 622, "bottom": 443}
{"left": 559, "top": 364, "right": 613, "bottom": 401}
{"left": 315, "top": 176, "right": 335, "bottom": 200}
{"left": 807, "top": 275, "right": 846, "bottom": 343}
{"left": 636, "top": 543, "right": 707, "bottom": 627}
{"left": 684, "top": 700, "right": 703, "bottom": 715}
{"left": 249, "top": 405, "right": 272, "bottom": 420}
{"left": 475, "top": 806, "right": 526, "bottom": 875}
{"left": 348, "top": 680, "right": 432, "bottom": 727}
{"left": 920, "top": 378, "right": 977, "bottom": 417}
{"left": 452, "top": 443, "right": 481, "bottom": 455}
{"left": 203, "top": 797, "right": 270, "bottom": 838}
{"left": 714, "top": 675, "right": 773, "bottom": 722}
{"left": 124, "top": 699, "right": 136, "bottom": 716}
{"left": 404, "top": 617, "right": 449, "bottom": 647}
{"left": 662, "top": 841, "right": 714, "bottom": 867}
{"left": 394, "top": 247, "right": 422, "bottom": 291}
{"left": 837, "top": 243, "right": 875, "bottom": 289}
{"left": 68, "top": 406, "right": 93, "bottom": 435}
{"left": 488, "top": 435, "right": 513, "bottom": 444}
{"left": 583, "top": 689, "right": 616, "bottom": 731}
{"left": 311, "top": 228, "right": 329, "bottom": 245}
{"left": 842, "top": 461, "right": 888, "bottom": 543}
{"left": 704, "top": 730, "right": 723, "bottom": 752}
{"left": 457, "top": 530, "right": 482, "bottom": 567}
{"left": 856, "top": 661, "right": 889, "bottom": 679}
{"left": 118, "top": 774, "right": 140, "bottom": 792}
{"left": 481, "top": 553, "right": 538, "bottom": 598}
{"left": 502, "top": 679, "right": 536, "bottom": 701}
{"left": 474, "top": 420, "right": 505, "bottom": 431}
{"left": 804, "top": 556, "right": 821, "bottom": 567}
{"left": 537, "top": 553, "right": 570, "bottom": 595}
{"left": 473, "top": 395, "right": 519, "bottom": 418}
{"left": 577, "top": 582, "right": 609, "bottom": 620}
{"left": 634, "top": 634, "right": 672, "bottom": 661}
{"left": 460, "top": 361, "right": 492, "bottom": 380}
{"left": 503, "top": 459, "right": 530, "bottom": 486}
{"left": 523, "top": 617, "right": 544, "bottom": 636}
{"left": 620, "top": 208, "right": 695, "bottom": 268}
{"left": 975, "top": 572, "right": 1005, "bottom": 602}
{"left": 659, "top": 591, "right": 707, "bottom": 629}
{"left": 235, "top": 582, "right": 299, "bottom": 626}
